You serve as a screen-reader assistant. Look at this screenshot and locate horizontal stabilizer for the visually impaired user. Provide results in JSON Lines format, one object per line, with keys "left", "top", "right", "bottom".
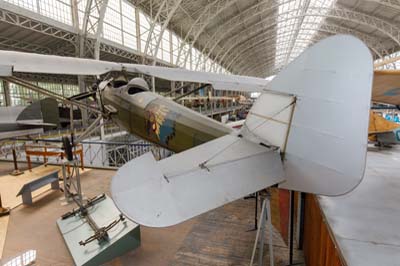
{"left": 111, "top": 135, "right": 284, "bottom": 227}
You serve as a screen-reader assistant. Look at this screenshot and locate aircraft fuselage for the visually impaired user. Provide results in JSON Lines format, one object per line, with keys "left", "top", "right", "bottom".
{"left": 102, "top": 85, "right": 232, "bottom": 152}
{"left": 375, "top": 127, "right": 400, "bottom": 145}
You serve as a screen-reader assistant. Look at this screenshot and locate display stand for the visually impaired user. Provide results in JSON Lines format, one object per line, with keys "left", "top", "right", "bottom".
{"left": 61, "top": 159, "right": 83, "bottom": 205}
{"left": 58, "top": 139, "right": 141, "bottom": 266}
{"left": 249, "top": 193, "right": 274, "bottom": 266}
{"left": 10, "top": 145, "right": 23, "bottom": 176}
{"left": 57, "top": 194, "right": 140, "bottom": 266}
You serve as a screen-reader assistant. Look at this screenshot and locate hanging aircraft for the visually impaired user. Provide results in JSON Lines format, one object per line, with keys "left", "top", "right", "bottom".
{"left": 368, "top": 111, "right": 400, "bottom": 146}
{"left": 0, "top": 35, "right": 374, "bottom": 227}
{"left": 0, "top": 98, "right": 58, "bottom": 140}
{"left": 365, "top": 67, "right": 400, "bottom": 146}
{"left": 372, "top": 69, "right": 400, "bottom": 106}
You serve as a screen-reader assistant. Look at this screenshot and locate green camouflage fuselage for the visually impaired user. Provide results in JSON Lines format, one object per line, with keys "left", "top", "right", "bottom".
{"left": 102, "top": 86, "right": 232, "bottom": 152}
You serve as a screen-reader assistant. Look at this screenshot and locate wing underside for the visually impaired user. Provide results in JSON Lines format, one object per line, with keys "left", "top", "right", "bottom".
{"left": 0, "top": 51, "right": 266, "bottom": 92}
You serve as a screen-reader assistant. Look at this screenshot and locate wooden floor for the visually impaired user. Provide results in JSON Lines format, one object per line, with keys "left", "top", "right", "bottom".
{"left": 169, "top": 199, "right": 303, "bottom": 266}
{"left": 0, "top": 161, "right": 35, "bottom": 258}
{"left": 0, "top": 162, "right": 303, "bottom": 266}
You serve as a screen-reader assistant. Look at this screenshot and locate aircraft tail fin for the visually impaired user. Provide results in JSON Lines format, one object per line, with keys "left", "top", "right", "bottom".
{"left": 241, "top": 35, "right": 373, "bottom": 196}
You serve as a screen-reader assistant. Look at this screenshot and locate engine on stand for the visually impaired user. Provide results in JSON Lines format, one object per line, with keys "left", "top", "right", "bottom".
{"left": 57, "top": 136, "right": 141, "bottom": 266}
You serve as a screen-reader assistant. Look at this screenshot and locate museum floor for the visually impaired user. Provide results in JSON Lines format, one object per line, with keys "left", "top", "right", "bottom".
{"left": 0, "top": 162, "right": 303, "bottom": 266}
{"left": 316, "top": 145, "right": 400, "bottom": 265}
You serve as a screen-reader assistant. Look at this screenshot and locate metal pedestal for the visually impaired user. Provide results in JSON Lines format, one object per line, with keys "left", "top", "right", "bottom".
{"left": 10, "top": 147, "right": 23, "bottom": 176}
{"left": 61, "top": 159, "right": 83, "bottom": 205}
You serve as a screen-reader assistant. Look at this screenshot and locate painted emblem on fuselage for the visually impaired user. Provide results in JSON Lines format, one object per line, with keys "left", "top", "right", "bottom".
{"left": 145, "top": 101, "right": 179, "bottom": 146}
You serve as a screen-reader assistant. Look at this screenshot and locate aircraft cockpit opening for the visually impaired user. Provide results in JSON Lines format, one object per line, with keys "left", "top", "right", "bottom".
{"left": 127, "top": 87, "right": 145, "bottom": 95}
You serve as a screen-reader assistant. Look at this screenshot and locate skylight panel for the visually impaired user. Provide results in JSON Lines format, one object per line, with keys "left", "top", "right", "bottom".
{"left": 274, "top": 0, "right": 336, "bottom": 73}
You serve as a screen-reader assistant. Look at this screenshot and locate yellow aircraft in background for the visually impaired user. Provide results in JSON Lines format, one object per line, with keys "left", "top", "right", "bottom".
{"left": 369, "top": 69, "right": 400, "bottom": 145}
{"left": 368, "top": 111, "right": 400, "bottom": 145}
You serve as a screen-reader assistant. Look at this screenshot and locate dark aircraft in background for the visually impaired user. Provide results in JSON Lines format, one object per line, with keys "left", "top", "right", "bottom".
{"left": 0, "top": 98, "right": 58, "bottom": 140}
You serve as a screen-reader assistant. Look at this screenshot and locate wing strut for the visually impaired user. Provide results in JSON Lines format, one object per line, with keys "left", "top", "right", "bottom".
{"left": 3, "top": 76, "right": 103, "bottom": 115}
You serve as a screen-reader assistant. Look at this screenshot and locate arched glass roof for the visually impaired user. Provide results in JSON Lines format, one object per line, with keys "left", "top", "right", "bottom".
{"left": 1, "top": 0, "right": 400, "bottom": 78}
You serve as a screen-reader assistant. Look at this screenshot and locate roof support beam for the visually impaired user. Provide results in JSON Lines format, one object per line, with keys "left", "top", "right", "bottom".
{"left": 98, "top": 40, "right": 142, "bottom": 62}
{"left": 0, "top": 36, "right": 52, "bottom": 53}
{"left": 194, "top": 3, "right": 399, "bottom": 74}
{"left": 239, "top": 40, "right": 317, "bottom": 76}
{"left": 227, "top": 28, "right": 384, "bottom": 74}
{"left": 142, "top": 0, "right": 182, "bottom": 63}
{"left": 246, "top": 32, "right": 337, "bottom": 76}
{"left": 193, "top": 0, "right": 273, "bottom": 71}
{"left": 365, "top": 0, "right": 400, "bottom": 10}
{"left": 78, "top": 0, "right": 109, "bottom": 59}
{"left": 282, "top": 0, "right": 311, "bottom": 66}
{"left": 0, "top": 1, "right": 77, "bottom": 44}
{"left": 0, "top": 2, "right": 146, "bottom": 64}
{"left": 175, "top": 0, "right": 234, "bottom": 68}
{"left": 214, "top": 7, "right": 400, "bottom": 75}
{"left": 233, "top": 35, "right": 309, "bottom": 74}
{"left": 228, "top": 23, "right": 387, "bottom": 75}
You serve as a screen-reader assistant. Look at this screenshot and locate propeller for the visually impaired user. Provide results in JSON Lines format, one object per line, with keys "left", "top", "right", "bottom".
{"left": 68, "top": 91, "right": 97, "bottom": 101}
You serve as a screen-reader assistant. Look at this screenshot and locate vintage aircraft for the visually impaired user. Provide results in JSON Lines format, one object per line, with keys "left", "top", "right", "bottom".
{"left": 366, "top": 69, "right": 400, "bottom": 146}
{"left": 368, "top": 111, "right": 400, "bottom": 146}
{"left": 0, "top": 98, "right": 58, "bottom": 140}
{"left": 0, "top": 35, "right": 373, "bottom": 227}
{"left": 372, "top": 69, "right": 400, "bottom": 106}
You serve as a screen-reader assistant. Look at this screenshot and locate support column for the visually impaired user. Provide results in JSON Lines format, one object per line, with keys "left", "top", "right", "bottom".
{"left": 76, "top": 0, "right": 108, "bottom": 134}
{"left": 171, "top": 81, "right": 175, "bottom": 97}
{"left": 3, "top": 80, "right": 11, "bottom": 107}
{"left": 72, "top": 0, "right": 89, "bottom": 127}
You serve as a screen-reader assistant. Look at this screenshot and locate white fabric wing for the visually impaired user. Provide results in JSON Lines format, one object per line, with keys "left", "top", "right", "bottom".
{"left": 0, "top": 51, "right": 267, "bottom": 92}
{"left": 242, "top": 35, "right": 373, "bottom": 196}
{"left": 111, "top": 134, "right": 284, "bottom": 227}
